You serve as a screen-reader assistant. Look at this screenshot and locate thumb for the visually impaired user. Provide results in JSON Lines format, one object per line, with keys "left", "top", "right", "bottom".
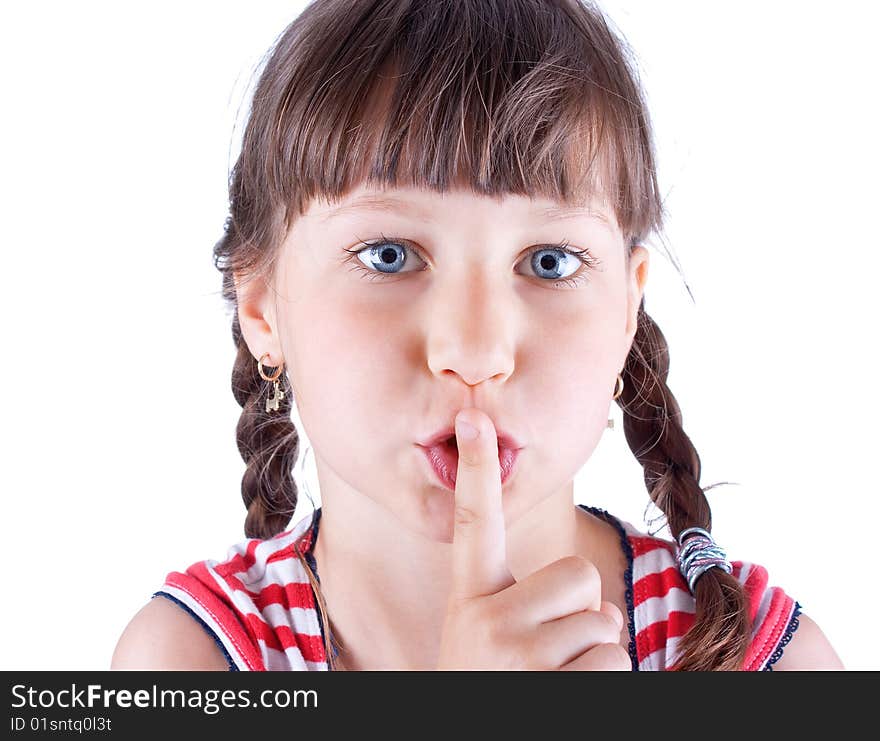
{"left": 450, "top": 408, "right": 515, "bottom": 600}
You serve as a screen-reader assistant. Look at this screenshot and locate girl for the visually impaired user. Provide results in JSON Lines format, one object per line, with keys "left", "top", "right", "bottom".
{"left": 112, "top": 0, "right": 843, "bottom": 671}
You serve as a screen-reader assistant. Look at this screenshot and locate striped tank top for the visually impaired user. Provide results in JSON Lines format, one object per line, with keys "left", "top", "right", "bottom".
{"left": 153, "top": 505, "right": 801, "bottom": 671}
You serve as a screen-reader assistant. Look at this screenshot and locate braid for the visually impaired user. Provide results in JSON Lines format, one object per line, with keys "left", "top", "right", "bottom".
{"left": 229, "top": 310, "right": 301, "bottom": 540}
{"left": 214, "top": 167, "right": 339, "bottom": 663}
{"left": 618, "top": 304, "right": 751, "bottom": 671}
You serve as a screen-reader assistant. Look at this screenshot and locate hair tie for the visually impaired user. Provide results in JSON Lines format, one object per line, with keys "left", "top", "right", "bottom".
{"left": 675, "top": 527, "right": 732, "bottom": 594}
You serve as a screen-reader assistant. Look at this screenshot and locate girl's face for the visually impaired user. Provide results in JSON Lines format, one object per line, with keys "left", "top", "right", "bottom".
{"left": 240, "top": 184, "right": 649, "bottom": 542}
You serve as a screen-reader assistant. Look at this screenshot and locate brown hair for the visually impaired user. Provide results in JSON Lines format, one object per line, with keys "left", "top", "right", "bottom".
{"left": 213, "top": 0, "right": 751, "bottom": 671}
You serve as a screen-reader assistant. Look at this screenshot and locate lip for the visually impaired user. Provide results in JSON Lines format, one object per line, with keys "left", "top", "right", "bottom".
{"left": 417, "top": 439, "right": 521, "bottom": 491}
{"left": 418, "top": 426, "right": 525, "bottom": 452}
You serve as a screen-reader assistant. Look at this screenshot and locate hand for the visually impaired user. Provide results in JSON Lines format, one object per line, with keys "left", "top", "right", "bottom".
{"left": 436, "top": 408, "right": 630, "bottom": 671}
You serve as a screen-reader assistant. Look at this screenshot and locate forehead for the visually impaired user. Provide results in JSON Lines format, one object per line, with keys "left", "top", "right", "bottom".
{"left": 306, "top": 186, "right": 619, "bottom": 233}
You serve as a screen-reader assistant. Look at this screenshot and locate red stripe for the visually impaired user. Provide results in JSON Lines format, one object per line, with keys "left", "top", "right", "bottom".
{"left": 267, "top": 543, "right": 301, "bottom": 564}
{"left": 298, "top": 527, "right": 315, "bottom": 554}
{"left": 252, "top": 581, "right": 319, "bottom": 611}
{"left": 635, "top": 611, "right": 695, "bottom": 665}
{"left": 243, "top": 613, "right": 326, "bottom": 664}
{"left": 210, "top": 538, "right": 317, "bottom": 608}
{"left": 216, "top": 541, "right": 296, "bottom": 581}
{"left": 164, "top": 524, "right": 326, "bottom": 670}
{"left": 624, "top": 530, "right": 796, "bottom": 671}
{"left": 743, "top": 587, "right": 793, "bottom": 670}
{"left": 219, "top": 569, "right": 314, "bottom": 607}
{"left": 632, "top": 566, "right": 689, "bottom": 608}
{"left": 218, "top": 528, "right": 308, "bottom": 577}
{"left": 165, "top": 569, "right": 265, "bottom": 671}
{"left": 205, "top": 563, "right": 325, "bottom": 665}
{"left": 239, "top": 538, "right": 263, "bottom": 572}
{"left": 179, "top": 566, "right": 325, "bottom": 666}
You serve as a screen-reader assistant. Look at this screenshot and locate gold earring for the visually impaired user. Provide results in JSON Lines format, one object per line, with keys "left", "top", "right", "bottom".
{"left": 258, "top": 352, "right": 285, "bottom": 413}
{"left": 607, "top": 372, "right": 624, "bottom": 429}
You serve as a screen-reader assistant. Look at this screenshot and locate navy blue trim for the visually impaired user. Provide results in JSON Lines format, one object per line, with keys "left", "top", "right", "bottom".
{"left": 300, "top": 508, "right": 338, "bottom": 669}
{"left": 151, "top": 591, "right": 239, "bottom": 671}
{"left": 303, "top": 507, "right": 322, "bottom": 584}
{"left": 763, "top": 600, "right": 803, "bottom": 671}
{"left": 576, "top": 505, "right": 639, "bottom": 671}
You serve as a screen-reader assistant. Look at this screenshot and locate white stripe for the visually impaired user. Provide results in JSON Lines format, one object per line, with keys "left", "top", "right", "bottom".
{"left": 630, "top": 539, "right": 698, "bottom": 671}
{"left": 638, "top": 647, "right": 659, "bottom": 671}
{"left": 261, "top": 602, "right": 323, "bottom": 629}
{"left": 663, "top": 635, "right": 684, "bottom": 669}
{"left": 224, "top": 514, "right": 316, "bottom": 590}
{"left": 631, "top": 548, "right": 676, "bottom": 584}
{"left": 244, "top": 558, "right": 313, "bottom": 594}
{"left": 198, "top": 513, "right": 325, "bottom": 670}
{"left": 261, "top": 641, "right": 329, "bottom": 671}
{"left": 633, "top": 588, "right": 694, "bottom": 635}
{"left": 160, "top": 512, "right": 324, "bottom": 671}
{"left": 639, "top": 635, "right": 685, "bottom": 671}
{"left": 746, "top": 574, "right": 774, "bottom": 641}
{"left": 157, "top": 584, "right": 249, "bottom": 670}
{"left": 201, "top": 564, "right": 323, "bottom": 642}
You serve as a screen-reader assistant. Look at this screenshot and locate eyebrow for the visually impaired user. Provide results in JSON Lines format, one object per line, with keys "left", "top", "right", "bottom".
{"left": 317, "top": 195, "right": 435, "bottom": 223}
{"left": 317, "top": 194, "right": 615, "bottom": 229}
{"left": 534, "top": 205, "right": 615, "bottom": 230}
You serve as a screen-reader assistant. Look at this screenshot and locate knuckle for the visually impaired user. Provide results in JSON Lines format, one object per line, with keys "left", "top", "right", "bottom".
{"left": 602, "top": 601, "right": 624, "bottom": 628}
{"left": 453, "top": 504, "right": 479, "bottom": 528}
{"left": 457, "top": 447, "right": 481, "bottom": 468}
{"left": 598, "top": 611, "right": 622, "bottom": 640}
{"left": 564, "top": 556, "right": 600, "bottom": 586}
{"left": 561, "top": 642, "right": 631, "bottom": 672}
{"left": 559, "top": 556, "right": 601, "bottom": 605}
{"left": 595, "top": 642, "right": 631, "bottom": 671}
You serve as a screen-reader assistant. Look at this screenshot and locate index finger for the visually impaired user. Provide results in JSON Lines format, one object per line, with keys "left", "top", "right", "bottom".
{"left": 450, "top": 408, "right": 516, "bottom": 600}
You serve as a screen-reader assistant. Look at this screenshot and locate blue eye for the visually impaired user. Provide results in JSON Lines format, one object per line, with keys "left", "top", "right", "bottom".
{"left": 343, "top": 233, "right": 600, "bottom": 288}
{"left": 528, "top": 247, "right": 582, "bottom": 282}
{"left": 355, "top": 239, "right": 420, "bottom": 274}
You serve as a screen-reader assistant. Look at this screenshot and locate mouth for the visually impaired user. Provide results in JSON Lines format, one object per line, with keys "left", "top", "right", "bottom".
{"left": 418, "top": 435, "right": 521, "bottom": 491}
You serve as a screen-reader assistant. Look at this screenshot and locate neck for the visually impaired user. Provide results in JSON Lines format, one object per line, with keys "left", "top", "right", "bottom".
{"left": 310, "top": 486, "right": 615, "bottom": 671}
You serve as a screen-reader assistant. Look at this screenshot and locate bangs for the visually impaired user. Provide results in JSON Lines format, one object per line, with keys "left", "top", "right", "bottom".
{"left": 236, "top": 0, "right": 663, "bottom": 250}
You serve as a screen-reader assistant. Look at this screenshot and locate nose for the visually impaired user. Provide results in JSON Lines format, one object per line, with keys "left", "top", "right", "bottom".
{"left": 425, "top": 271, "right": 516, "bottom": 387}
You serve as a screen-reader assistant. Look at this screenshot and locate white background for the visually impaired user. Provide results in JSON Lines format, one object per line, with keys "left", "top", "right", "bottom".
{"left": 2, "top": 1, "right": 877, "bottom": 670}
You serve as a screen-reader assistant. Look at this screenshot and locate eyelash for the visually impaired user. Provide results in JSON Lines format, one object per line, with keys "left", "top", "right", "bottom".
{"left": 341, "top": 233, "right": 601, "bottom": 288}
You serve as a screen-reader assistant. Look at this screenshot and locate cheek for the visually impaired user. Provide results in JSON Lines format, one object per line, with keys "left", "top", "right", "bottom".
{"left": 290, "top": 296, "right": 407, "bottom": 440}
{"left": 287, "top": 295, "right": 418, "bottom": 514}
{"left": 527, "top": 311, "right": 623, "bottom": 453}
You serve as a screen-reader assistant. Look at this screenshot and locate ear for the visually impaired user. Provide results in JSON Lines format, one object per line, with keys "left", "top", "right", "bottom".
{"left": 624, "top": 245, "right": 650, "bottom": 349}
{"left": 233, "top": 269, "right": 283, "bottom": 365}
